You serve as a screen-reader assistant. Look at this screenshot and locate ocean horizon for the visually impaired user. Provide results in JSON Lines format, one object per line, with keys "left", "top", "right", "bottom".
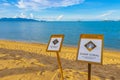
{"left": 0, "top": 21, "right": 120, "bottom": 50}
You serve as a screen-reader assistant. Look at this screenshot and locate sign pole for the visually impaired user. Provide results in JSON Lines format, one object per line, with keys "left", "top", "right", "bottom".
{"left": 46, "top": 35, "right": 64, "bottom": 80}
{"left": 56, "top": 52, "right": 64, "bottom": 80}
{"left": 88, "top": 63, "right": 91, "bottom": 80}
{"left": 77, "top": 34, "right": 104, "bottom": 80}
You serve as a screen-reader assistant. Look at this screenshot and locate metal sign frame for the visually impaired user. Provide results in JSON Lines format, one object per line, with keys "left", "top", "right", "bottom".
{"left": 76, "top": 34, "right": 104, "bottom": 65}
{"left": 46, "top": 34, "right": 64, "bottom": 52}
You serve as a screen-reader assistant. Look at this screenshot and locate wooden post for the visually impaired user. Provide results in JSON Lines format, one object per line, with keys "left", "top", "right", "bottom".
{"left": 56, "top": 52, "right": 64, "bottom": 80}
{"left": 88, "top": 63, "right": 91, "bottom": 80}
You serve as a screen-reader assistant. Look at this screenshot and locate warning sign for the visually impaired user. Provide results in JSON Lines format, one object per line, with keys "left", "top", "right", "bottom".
{"left": 47, "top": 35, "right": 64, "bottom": 52}
{"left": 84, "top": 41, "right": 96, "bottom": 51}
{"left": 77, "top": 34, "right": 104, "bottom": 64}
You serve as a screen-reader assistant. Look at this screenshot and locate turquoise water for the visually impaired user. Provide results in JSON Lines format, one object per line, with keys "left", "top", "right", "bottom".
{"left": 0, "top": 21, "right": 120, "bottom": 50}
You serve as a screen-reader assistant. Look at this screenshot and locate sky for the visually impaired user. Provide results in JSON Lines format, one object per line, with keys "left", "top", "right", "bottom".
{"left": 0, "top": 0, "right": 120, "bottom": 21}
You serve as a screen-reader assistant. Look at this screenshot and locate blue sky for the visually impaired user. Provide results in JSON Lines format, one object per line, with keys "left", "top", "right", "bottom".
{"left": 0, "top": 0, "right": 120, "bottom": 21}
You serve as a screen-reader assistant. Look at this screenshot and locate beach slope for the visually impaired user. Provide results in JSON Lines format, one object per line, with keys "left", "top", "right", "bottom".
{"left": 0, "top": 40, "right": 120, "bottom": 80}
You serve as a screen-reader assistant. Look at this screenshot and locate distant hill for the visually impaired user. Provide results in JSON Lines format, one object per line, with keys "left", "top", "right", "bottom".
{"left": 0, "top": 18, "right": 39, "bottom": 22}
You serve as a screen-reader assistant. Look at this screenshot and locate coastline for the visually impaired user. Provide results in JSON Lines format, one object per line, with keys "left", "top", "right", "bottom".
{"left": 0, "top": 40, "right": 120, "bottom": 80}
{"left": 0, "top": 39, "right": 120, "bottom": 51}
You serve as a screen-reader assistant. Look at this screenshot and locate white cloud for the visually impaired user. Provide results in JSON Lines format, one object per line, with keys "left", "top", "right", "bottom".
{"left": 16, "top": 0, "right": 26, "bottom": 8}
{"left": 13, "top": 15, "right": 17, "bottom": 18}
{"left": 56, "top": 15, "right": 64, "bottom": 20}
{"left": 12, "top": 13, "right": 33, "bottom": 19}
{"left": 16, "top": 0, "right": 85, "bottom": 10}
{"left": 19, "top": 13, "right": 27, "bottom": 18}
{"left": 30, "top": 13, "right": 33, "bottom": 18}
{"left": 60, "top": 0, "right": 83, "bottom": 7}
{"left": 94, "top": 10, "right": 117, "bottom": 20}
{"left": 97, "top": 10, "right": 116, "bottom": 18}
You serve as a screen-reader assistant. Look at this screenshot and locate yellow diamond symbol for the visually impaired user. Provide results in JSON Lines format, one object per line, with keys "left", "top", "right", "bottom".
{"left": 84, "top": 41, "right": 96, "bottom": 51}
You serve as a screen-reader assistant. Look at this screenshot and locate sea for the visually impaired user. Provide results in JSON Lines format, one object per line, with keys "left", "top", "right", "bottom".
{"left": 0, "top": 21, "right": 120, "bottom": 50}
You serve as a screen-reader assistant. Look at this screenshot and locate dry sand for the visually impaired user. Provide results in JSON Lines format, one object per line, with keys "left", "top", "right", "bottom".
{"left": 0, "top": 40, "right": 120, "bottom": 80}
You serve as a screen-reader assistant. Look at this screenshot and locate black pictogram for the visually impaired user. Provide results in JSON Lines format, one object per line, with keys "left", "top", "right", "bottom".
{"left": 84, "top": 41, "right": 96, "bottom": 51}
{"left": 53, "top": 39, "right": 59, "bottom": 45}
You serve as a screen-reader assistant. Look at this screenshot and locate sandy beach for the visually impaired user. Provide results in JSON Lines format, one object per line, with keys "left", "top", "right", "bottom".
{"left": 0, "top": 40, "right": 120, "bottom": 80}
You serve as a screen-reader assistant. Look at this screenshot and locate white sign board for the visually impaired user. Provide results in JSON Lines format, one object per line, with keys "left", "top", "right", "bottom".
{"left": 47, "top": 35, "right": 64, "bottom": 52}
{"left": 77, "top": 34, "right": 104, "bottom": 64}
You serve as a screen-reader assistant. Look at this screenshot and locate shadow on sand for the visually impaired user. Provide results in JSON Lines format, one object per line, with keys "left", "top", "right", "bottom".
{"left": 0, "top": 48, "right": 120, "bottom": 80}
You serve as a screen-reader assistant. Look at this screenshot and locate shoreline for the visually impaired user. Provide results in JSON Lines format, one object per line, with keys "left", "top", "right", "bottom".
{"left": 0, "top": 39, "right": 119, "bottom": 52}
{"left": 0, "top": 39, "right": 120, "bottom": 63}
